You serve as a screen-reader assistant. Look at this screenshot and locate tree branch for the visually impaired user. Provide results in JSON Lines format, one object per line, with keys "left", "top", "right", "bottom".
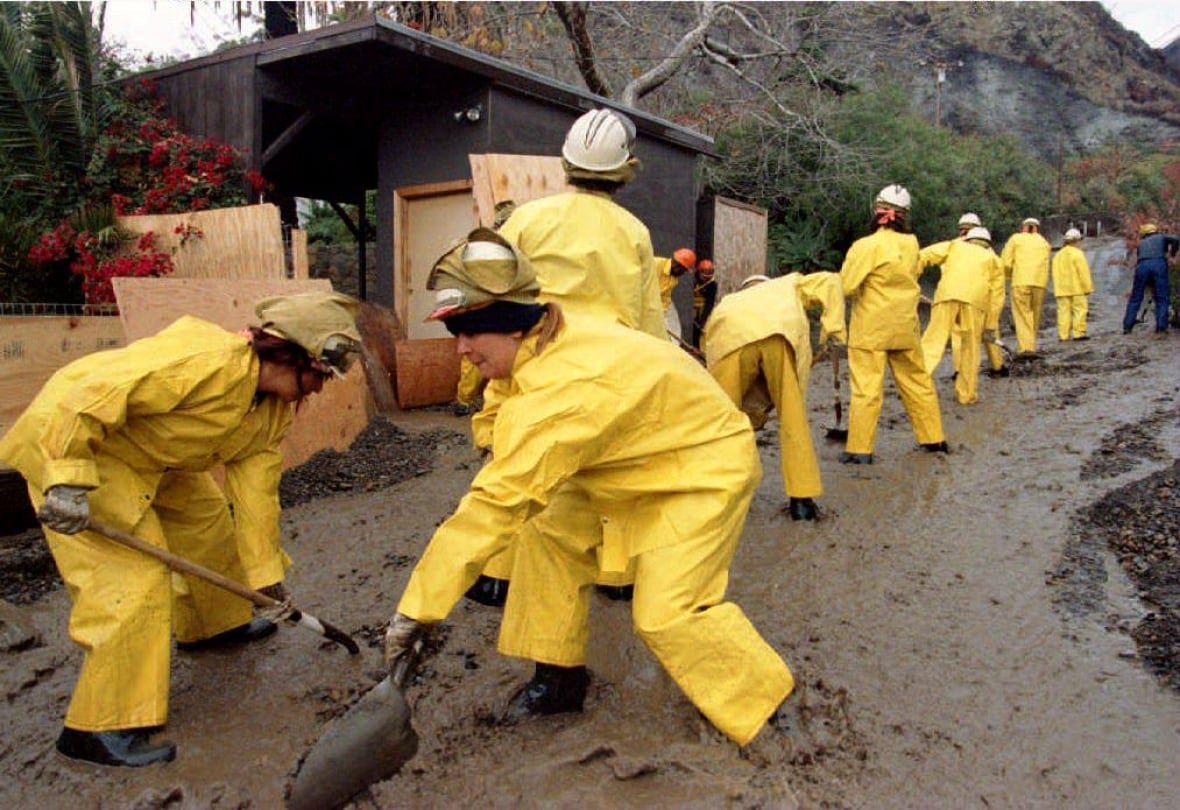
{"left": 552, "top": 1, "right": 613, "bottom": 98}
{"left": 620, "top": 0, "right": 726, "bottom": 106}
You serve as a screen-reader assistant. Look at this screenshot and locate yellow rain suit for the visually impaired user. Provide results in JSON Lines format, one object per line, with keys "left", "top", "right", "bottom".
{"left": 398, "top": 315, "right": 793, "bottom": 745}
{"left": 840, "top": 228, "right": 945, "bottom": 455}
{"left": 0, "top": 317, "right": 292, "bottom": 732}
{"left": 1000, "top": 231, "right": 1051, "bottom": 353}
{"left": 478, "top": 189, "right": 664, "bottom": 586}
{"left": 704, "top": 272, "right": 846, "bottom": 500}
{"left": 1051, "top": 243, "right": 1093, "bottom": 340}
{"left": 919, "top": 240, "right": 1005, "bottom": 405}
{"left": 456, "top": 356, "right": 486, "bottom": 407}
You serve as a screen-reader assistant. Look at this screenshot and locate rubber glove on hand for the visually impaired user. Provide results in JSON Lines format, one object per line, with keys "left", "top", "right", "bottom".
{"left": 384, "top": 613, "right": 427, "bottom": 671}
{"left": 37, "top": 485, "right": 90, "bottom": 534}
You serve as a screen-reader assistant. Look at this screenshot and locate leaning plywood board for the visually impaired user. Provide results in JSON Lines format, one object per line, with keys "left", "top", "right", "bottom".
{"left": 112, "top": 277, "right": 373, "bottom": 469}
{"left": 393, "top": 338, "right": 460, "bottom": 409}
{"left": 0, "top": 316, "right": 126, "bottom": 438}
{"left": 469, "top": 154, "right": 568, "bottom": 226}
{"left": 116, "top": 203, "right": 286, "bottom": 280}
{"left": 712, "top": 197, "right": 768, "bottom": 297}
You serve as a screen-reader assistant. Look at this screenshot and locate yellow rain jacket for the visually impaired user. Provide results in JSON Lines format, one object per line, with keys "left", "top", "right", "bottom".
{"left": 0, "top": 316, "right": 293, "bottom": 731}
{"left": 399, "top": 314, "right": 793, "bottom": 745}
{"left": 1001, "top": 231, "right": 1051, "bottom": 288}
{"left": 498, "top": 190, "right": 664, "bottom": 338}
{"left": 1051, "top": 243, "right": 1093, "bottom": 297}
{"left": 919, "top": 239, "right": 1005, "bottom": 324}
{"left": 654, "top": 256, "right": 678, "bottom": 310}
{"left": 841, "top": 228, "right": 924, "bottom": 349}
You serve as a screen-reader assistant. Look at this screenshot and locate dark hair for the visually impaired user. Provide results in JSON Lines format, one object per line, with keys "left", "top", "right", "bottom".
{"left": 247, "top": 326, "right": 320, "bottom": 402}
{"left": 568, "top": 175, "right": 625, "bottom": 195}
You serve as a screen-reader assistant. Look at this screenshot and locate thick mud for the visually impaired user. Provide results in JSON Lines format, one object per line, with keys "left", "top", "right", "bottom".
{"left": 1, "top": 237, "right": 1177, "bottom": 808}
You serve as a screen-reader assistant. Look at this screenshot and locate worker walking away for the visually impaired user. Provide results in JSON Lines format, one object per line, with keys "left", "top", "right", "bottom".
{"left": 919, "top": 227, "right": 1005, "bottom": 405}
{"left": 654, "top": 247, "right": 696, "bottom": 337}
{"left": 1052, "top": 228, "right": 1094, "bottom": 341}
{"left": 692, "top": 258, "right": 719, "bottom": 348}
{"left": 1000, "top": 217, "right": 1051, "bottom": 358}
{"left": 957, "top": 212, "right": 982, "bottom": 238}
{"left": 703, "top": 272, "right": 845, "bottom": 520}
{"left": 466, "top": 108, "right": 664, "bottom": 606}
{"left": 385, "top": 229, "right": 794, "bottom": 747}
{"left": 0, "top": 292, "right": 361, "bottom": 767}
{"left": 839, "top": 184, "right": 947, "bottom": 464}
{"left": 1122, "top": 222, "right": 1178, "bottom": 337}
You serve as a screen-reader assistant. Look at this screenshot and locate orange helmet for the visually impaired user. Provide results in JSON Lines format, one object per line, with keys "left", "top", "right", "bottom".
{"left": 697, "top": 259, "right": 714, "bottom": 278}
{"left": 673, "top": 248, "right": 697, "bottom": 271}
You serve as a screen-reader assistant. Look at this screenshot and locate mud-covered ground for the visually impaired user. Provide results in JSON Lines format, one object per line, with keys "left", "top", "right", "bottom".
{"left": 1, "top": 243, "right": 1178, "bottom": 808}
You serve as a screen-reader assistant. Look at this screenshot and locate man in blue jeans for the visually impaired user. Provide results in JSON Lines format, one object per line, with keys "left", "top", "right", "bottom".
{"left": 1123, "top": 222, "right": 1179, "bottom": 336}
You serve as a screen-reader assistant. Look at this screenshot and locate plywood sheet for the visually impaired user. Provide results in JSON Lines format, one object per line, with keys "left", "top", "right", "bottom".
{"left": 469, "top": 153, "right": 568, "bottom": 226}
{"left": 112, "top": 277, "right": 372, "bottom": 469}
{"left": 712, "top": 197, "right": 768, "bottom": 297}
{"left": 0, "top": 316, "right": 126, "bottom": 438}
{"left": 290, "top": 228, "right": 309, "bottom": 279}
{"left": 116, "top": 203, "right": 286, "bottom": 280}
{"left": 394, "top": 338, "right": 460, "bottom": 409}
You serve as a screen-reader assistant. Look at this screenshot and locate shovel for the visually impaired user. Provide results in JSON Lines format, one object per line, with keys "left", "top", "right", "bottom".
{"left": 824, "top": 351, "right": 848, "bottom": 441}
{"left": 85, "top": 518, "right": 359, "bottom": 654}
{"left": 287, "top": 640, "right": 422, "bottom": 810}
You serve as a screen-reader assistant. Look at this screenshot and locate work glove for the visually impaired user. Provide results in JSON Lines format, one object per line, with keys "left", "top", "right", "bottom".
{"left": 37, "top": 485, "right": 91, "bottom": 535}
{"left": 384, "top": 612, "right": 427, "bottom": 672}
{"left": 256, "top": 581, "right": 293, "bottom": 620}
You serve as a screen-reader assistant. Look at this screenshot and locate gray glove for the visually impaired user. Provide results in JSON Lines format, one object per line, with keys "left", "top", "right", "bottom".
{"left": 384, "top": 612, "right": 427, "bottom": 671}
{"left": 37, "top": 485, "right": 90, "bottom": 535}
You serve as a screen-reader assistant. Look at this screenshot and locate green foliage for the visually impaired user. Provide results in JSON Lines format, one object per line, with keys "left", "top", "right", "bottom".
{"left": 300, "top": 191, "right": 377, "bottom": 245}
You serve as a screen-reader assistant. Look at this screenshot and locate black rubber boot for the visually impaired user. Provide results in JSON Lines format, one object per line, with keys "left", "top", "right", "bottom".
{"left": 464, "top": 575, "right": 509, "bottom": 608}
{"left": 838, "top": 451, "right": 873, "bottom": 465}
{"left": 56, "top": 727, "right": 176, "bottom": 767}
{"left": 176, "top": 618, "right": 276, "bottom": 650}
{"left": 787, "top": 497, "right": 819, "bottom": 521}
{"left": 504, "top": 664, "right": 589, "bottom": 719}
{"left": 987, "top": 366, "right": 1010, "bottom": 378}
{"left": 921, "top": 441, "right": 950, "bottom": 454}
{"left": 594, "top": 584, "right": 634, "bottom": 601}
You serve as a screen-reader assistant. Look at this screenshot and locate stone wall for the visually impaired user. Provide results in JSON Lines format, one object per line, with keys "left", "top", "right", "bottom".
{"left": 307, "top": 242, "right": 379, "bottom": 300}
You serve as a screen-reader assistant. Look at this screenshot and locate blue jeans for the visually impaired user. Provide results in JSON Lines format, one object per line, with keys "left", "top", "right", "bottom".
{"left": 1122, "top": 258, "right": 1170, "bottom": 332}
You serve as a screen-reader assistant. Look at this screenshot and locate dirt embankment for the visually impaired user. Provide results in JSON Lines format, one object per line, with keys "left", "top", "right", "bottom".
{"left": 0, "top": 268, "right": 1177, "bottom": 808}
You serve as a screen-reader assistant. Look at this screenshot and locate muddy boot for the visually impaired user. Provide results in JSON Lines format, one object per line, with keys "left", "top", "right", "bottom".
{"left": 787, "top": 497, "right": 819, "bottom": 521}
{"left": 56, "top": 727, "right": 176, "bottom": 767}
{"left": 920, "top": 441, "right": 950, "bottom": 454}
{"left": 987, "top": 366, "right": 1010, "bottom": 378}
{"left": 464, "top": 575, "right": 509, "bottom": 608}
{"left": 838, "top": 452, "right": 873, "bottom": 465}
{"left": 594, "top": 584, "right": 634, "bottom": 601}
{"left": 504, "top": 664, "right": 589, "bottom": 719}
{"left": 176, "top": 618, "right": 276, "bottom": 651}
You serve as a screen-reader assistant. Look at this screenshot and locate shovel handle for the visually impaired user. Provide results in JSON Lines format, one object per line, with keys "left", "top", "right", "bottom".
{"left": 85, "top": 518, "right": 359, "bottom": 654}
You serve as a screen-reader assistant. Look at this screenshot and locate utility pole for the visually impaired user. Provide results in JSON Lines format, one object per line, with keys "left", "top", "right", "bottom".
{"left": 920, "top": 59, "right": 964, "bottom": 127}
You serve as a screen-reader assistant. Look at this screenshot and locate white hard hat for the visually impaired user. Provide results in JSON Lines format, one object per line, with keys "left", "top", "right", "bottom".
{"left": 958, "top": 212, "right": 981, "bottom": 228}
{"left": 739, "top": 274, "right": 771, "bottom": 290}
{"left": 874, "top": 184, "right": 911, "bottom": 211}
{"left": 964, "top": 226, "right": 991, "bottom": 244}
{"left": 1021, "top": 217, "right": 1040, "bottom": 228}
{"left": 1063, "top": 228, "right": 1082, "bottom": 242}
{"left": 562, "top": 108, "right": 636, "bottom": 172}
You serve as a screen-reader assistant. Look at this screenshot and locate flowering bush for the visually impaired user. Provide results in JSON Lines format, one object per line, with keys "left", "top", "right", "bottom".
{"left": 28, "top": 221, "right": 173, "bottom": 305}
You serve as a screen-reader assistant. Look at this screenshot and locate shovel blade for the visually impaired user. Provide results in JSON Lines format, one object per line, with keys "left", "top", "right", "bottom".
{"left": 287, "top": 676, "right": 418, "bottom": 810}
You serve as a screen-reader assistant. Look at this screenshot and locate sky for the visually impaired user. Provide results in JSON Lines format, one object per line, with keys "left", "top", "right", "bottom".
{"left": 101, "top": 0, "right": 1180, "bottom": 63}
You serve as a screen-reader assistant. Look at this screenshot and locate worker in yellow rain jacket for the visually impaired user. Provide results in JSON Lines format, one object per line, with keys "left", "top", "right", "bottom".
{"left": 654, "top": 247, "right": 696, "bottom": 336}
{"left": 1051, "top": 228, "right": 1094, "bottom": 341}
{"left": 1000, "top": 217, "right": 1051, "bottom": 357}
{"left": 384, "top": 228, "right": 794, "bottom": 746}
{"left": 692, "top": 259, "right": 719, "bottom": 347}
{"left": 704, "top": 272, "right": 845, "bottom": 520}
{"left": 467, "top": 108, "right": 666, "bottom": 606}
{"left": 0, "top": 292, "right": 360, "bottom": 768}
{"left": 838, "top": 184, "right": 947, "bottom": 464}
{"left": 919, "top": 227, "right": 1006, "bottom": 405}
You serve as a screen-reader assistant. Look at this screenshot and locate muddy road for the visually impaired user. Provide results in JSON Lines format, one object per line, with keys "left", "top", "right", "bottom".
{"left": 1, "top": 238, "right": 1177, "bottom": 808}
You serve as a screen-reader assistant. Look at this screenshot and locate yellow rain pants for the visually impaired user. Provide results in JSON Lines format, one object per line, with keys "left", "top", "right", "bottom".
{"left": 398, "top": 315, "right": 792, "bottom": 744}
{"left": 0, "top": 316, "right": 295, "bottom": 731}
{"left": 1056, "top": 295, "right": 1090, "bottom": 340}
{"left": 1001, "top": 231, "right": 1051, "bottom": 353}
{"left": 841, "top": 228, "right": 945, "bottom": 455}
{"left": 922, "top": 302, "right": 984, "bottom": 405}
{"left": 710, "top": 338, "right": 821, "bottom": 498}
